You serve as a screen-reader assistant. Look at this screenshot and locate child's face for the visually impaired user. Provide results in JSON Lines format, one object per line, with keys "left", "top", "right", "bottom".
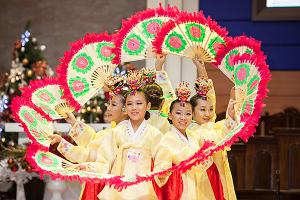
{"left": 106, "top": 95, "right": 126, "bottom": 123}
{"left": 193, "top": 98, "right": 214, "bottom": 125}
{"left": 125, "top": 91, "right": 150, "bottom": 121}
{"left": 169, "top": 102, "right": 193, "bottom": 134}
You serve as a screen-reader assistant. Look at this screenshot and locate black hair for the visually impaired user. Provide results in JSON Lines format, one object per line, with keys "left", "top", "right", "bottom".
{"left": 115, "top": 90, "right": 127, "bottom": 107}
{"left": 142, "top": 83, "right": 163, "bottom": 110}
{"left": 99, "top": 101, "right": 108, "bottom": 123}
{"left": 190, "top": 94, "right": 207, "bottom": 111}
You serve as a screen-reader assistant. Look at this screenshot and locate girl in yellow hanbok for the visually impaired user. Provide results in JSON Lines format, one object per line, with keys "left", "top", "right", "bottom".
{"left": 142, "top": 65, "right": 172, "bottom": 134}
{"left": 156, "top": 81, "right": 216, "bottom": 200}
{"left": 189, "top": 58, "right": 237, "bottom": 200}
{"left": 142, "top": 54, "right": 175, "bottom": 134}
{"left": 48, "top": 75, "right": 128, "bottom": 164}
{"left": 49, "top": 75, "right": 128, "bottom": 200}
{"left": 78, "top": 70, "right": 169, "bottom": 200}
{"left": 143, "top": 81, "right": 172, "bottom": 134}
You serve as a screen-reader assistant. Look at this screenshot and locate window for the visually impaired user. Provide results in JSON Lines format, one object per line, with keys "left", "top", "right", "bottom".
{"left": 266, "top": 0, "right": 300, "bottom": 7}
{"left": 252, "top": 0, "right": 300, "bottom": 21}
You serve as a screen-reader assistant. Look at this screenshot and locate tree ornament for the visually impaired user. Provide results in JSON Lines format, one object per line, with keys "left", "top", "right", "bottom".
{"left": 25, "top": 165, "right": 32, "bottom": 172}
{"left": 8, "top": 140, "right": 15, "bottom": 146}
{"left": 21, "top": 160, "right": 27, "bottom": 169}
{"left": 32, "top": 37, "right": 37, "bottom": 43}
{"left": 14, "top": 40, "right": 22, "bottom": 49}
{"left": 40, "top": 45, "right": 46, "bottom": 51}
{"left": 26, "top": 69, "right": 33, "bottom": 77}
{"left": 22, "top": 58, "right": 29, "bottom": 65}
{"left": 7, "top": 158, "right": 14, "bottom": 165}
{"left": 32, "top": 60, "right": 47, "bottom": 77}
{"left": 0, "top": 94, "right": 9, "bottom": 112}
{"left": 11, "top": 165, "right": 19, "bottom": 172}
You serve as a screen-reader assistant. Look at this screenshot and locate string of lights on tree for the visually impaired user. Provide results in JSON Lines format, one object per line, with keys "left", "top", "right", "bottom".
{"left": 0, "top": 22, "right": 53, "bottom": 177}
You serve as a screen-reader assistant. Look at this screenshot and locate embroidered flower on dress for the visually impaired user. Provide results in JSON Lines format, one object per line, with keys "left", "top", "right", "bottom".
{"left": 127, "top": 149, "right": 142, "bottom": 163}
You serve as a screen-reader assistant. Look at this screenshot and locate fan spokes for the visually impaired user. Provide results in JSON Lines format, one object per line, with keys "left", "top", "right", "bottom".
{"left": 91, "top": 64, "right": 116, "bottom": 88}
{"left": 54, "top": 103, "right": 75, "bottom": 118}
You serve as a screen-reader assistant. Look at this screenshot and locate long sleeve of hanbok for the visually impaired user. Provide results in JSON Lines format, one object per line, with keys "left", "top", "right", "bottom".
{"left": 196, "top": 118, "right": 237, "bottom": 199}
{"left": 68, "top": 121, "right": 97, "bottom": 147}
{"left": 209, "top": 111, "right": 237, "bottom": 200}
{"left": 157, "top": 129, "right": 216, "bottom": 199}
{"left": 95, "top": 122, "right": 167, "bottom": 200}
{"left": 221, "top": 98, "right": 239, "bottom": 137}
{"left": 81, "top": 131, "right": 118, "bottom": 173}
{"left": 56, "top": 138, "right": 88, "bottom": 163}
{"left": 152, "top": 134, "right": 172, "bottom": 187}
{"left": 156, "top": 70, "right": 176, "bottom": 116}
{"left": 211, "top": 149, "right": 236, "bottom": 200}
{"left": 156, "top": 70, "right": 175, "bottom": 98}
{"left": 191, "top": 122, "right": 237, "bottom": 199}
{"left": 147, "top": 112, "right": 172, "bottom": 134}
{"left": 57, "top": 122, "right": 107, "bottom": 163}
{"left": 209, "top": 100, "right": 238, "bottom": 144}
{"left": 152, "top": 132, "right": 171, "bottom": 172}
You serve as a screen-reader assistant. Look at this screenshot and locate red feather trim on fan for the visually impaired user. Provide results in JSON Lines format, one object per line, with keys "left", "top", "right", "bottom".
{"left": 232, "top": 53, "right": 271, "bottom": 141}
{"left": 20, "top": 77, "right": 62, "bottom": 120}
{"left": 56, "top": 32, "right": 114, "bottom": 111}
{"left": 25, "top": 137, "right": 214, "bottom": 191}
{"left": 11, "top": 96, "right": 52, "bottom": 151}
{"left": 183, "top": 52, "right": 270, "bottom": 173}
{"left": 25, "top": 43, "right": 269, "bottom": 194}
{"left": 214, "top": 35, "right": 266, "bottom": 66}
{"left": 24, "top": 54, "right": 270, "bottom": 188}
{"left": 112, "top": 5, "right": 180, "bottom": 64}
{"left": 152, "top": 18, "right": 177, "bottom": 55}
{"left": 152, "top": 10, "right": 228, "bottom": 55}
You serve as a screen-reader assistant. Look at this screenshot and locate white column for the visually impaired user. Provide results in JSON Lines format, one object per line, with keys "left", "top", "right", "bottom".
{"left": 182, "top": 0, "right": 199, "bottom": 12}
{"left": 146, "top": 0, "right": 200, "bottom": 87}
{"left": 146, "top": 0, "right": 183, "bottom": 85}
{"left": 165, "top": 0, "right": 183, "bottom": 86}
{"left": 146, "top": 0, "right": 166, "bottom": 69}
{"left": 45, "top": 179, "right": 67, "bottom": 200}
{"left": 181, "top": 0, "right": 199, "bottom": 85}
{"left": 146, "top": 0, "right": 166, "bottom": 8}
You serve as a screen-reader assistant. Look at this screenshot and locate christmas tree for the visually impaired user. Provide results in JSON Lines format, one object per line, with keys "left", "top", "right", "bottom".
{"left": 0, "top": 21, "right": 54, "bottom": 124}
{"left": 77, "top": 90, "right": 107, "bottom": 123}
{"left": 0, "top": 22, "right": 53, "bottom": 175}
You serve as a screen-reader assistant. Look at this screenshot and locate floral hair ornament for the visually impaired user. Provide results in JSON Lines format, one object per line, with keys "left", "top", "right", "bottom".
{"left": 194, "top": 77, "right": 214, "bottom": 100}
{"left": 126, "top": 70, "right": 143, "bottom": 94}
{"left": 141, "top": 67, "right": 156, "bottom": 84}
{"left": 175, "top": 81, "right": 191, "bottom": 106}
{"left": 105, "top": 74, "right": 125, "bottom": 97}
